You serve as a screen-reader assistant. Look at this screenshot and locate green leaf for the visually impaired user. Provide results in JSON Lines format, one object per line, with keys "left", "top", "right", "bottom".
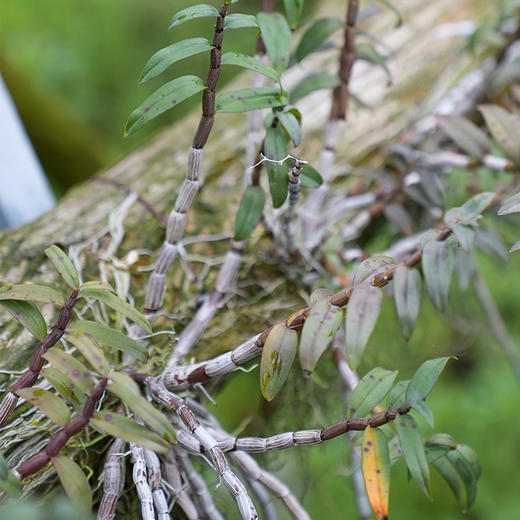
{"left": 169, "top": 4, "right": 219, "bottom": 29}
{"left": 67, "top": 320, "right": 148, "bottom": 362}
{"left": 375, "top": 0, "right": 402, "bottom": 27}
{"left": 406, "top": 357, "right": 452, "bottom": 406}
{"left": 44, "top": 245, "right": 80, "bottom": 289}
{"left": 0, "top": 300, "right": 47, "bottom": 340}
{"left": 356, "top": 42, "right": 391, "bottom": 83}
{"left": 43, "top": 349, "right": 94, "bottom": 394}
{"left": 432, "top": 455, "right": 463, "bottom": 504}
{"left": 393, "top": 264, "right": 421, "bottom": 340}
{"left": 444, "top": 215, "right": 475, "bottom": 253}
{"left": 66, "top": 332, "right": 110, "bottom": 375}
{"left": 348, "top": 367, "right": 398, "bottom": 417}
{"left": 264, "top": 126, "right": 289, "bottom": 208}
{"left": 108, "top": 371, "right": 176, "bottom": 443}
{"left": 257, "top": 12, "right": 291, "bottom": 73}
{"left": 52, "top": 456, "right": 92, "bottom": 513}
{"left": 15, "top": 388, "right": 71, "bottom": 426}
{"left": 41, "top": 366, "right": 85, "bottom": 409}
{"left": 216, "top": 86, "right": 287, "bottom": 113}
{"left": 412, "top": 399, "right": 434, "bottom": 427}
{"left": 289, "top": 73, "right": 340, "bottom": 103}
{"left": 221, "top": 52, "right": 281, "bottom": 85}
{"left": 295, "top": 17, "right": 343, "bottom": 61}
{"left": 125, "top": 75, "right": 206, "bottom": 136}
{"left": 139, "top": 38, "right": 213, "bottom": 83}
{"left": 386, "top": 380, "right": 409, "bottom": 409}
{"left": 79, "top": 280, "right": 114, "bottom": 292}
{"left": 498, "top": 191, "right": 520, "bottom": 215}
{"left": 446, "top": 446, "right": 479, "bottom": 511}
{"left": 395, "top": 414, "right": 431, "bottom": 496}
{"left": 0, "top": 453, "right": 7, "bottom": 480}
{"left": 0, "top": 466, "right": 22, "bottom": 498}
{"left": 425, "top": 433, "right": 455, "bottom": 462}
{"left": 278, "top": 112, "right": 301, "bottom": 147}
{"left": 224, "top": 13, "right": 259, "bottom": 30}
{"left": 421, "top": 240, "right": 454, "bottom": 312}
{"left": 353, "top": 255, "right": 396, "bottom": 285}
{"left": 345, "top": 284, "right": 383, "bottom": 370}
{"left": 300, "top": 163, "right": 323, "bottom": 188}
{"left": 0, "top": 282, "right": 64, "bottom": 306}
{"left": 283, "top": 0, "right": 304, "bottom": 29}
{"left": 436, "top": 115, "right": 491, "bottom": 159}
{"left": 479, "top": 104, "right": 520, "bottom": 164}
{"left": 78, "top": 289, "right": 152, "bottom": 334}
{"left": 91, "top": 411, "right": 170, "bottom": 453}
{"left": 234, "top": 185, "right": 266, "bottom": 240}
{"left": 299, "top": 298, "right": 343, "bottom": 374}
{"left": 260, "top": 323, "right": 298, "bottom": 401}
{"left": 459, "top": 192, "right": 495, "bottom": 222}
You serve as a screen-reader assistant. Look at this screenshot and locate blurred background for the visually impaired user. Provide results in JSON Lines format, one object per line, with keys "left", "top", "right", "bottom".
{"left": 1, "top": 0, "right": 520, "bottom": 518}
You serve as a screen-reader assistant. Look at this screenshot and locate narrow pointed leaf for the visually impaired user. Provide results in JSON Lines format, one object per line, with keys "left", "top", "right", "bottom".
{"left": 295, "top": 17, "right": 343, "bottom": 61}
{"left": 260, "top": 324, "right": 297, "bottom": 401}
{"left": 41, "top": 366, "right": 85, "bottom": 409}
{"left": 91, "top": 411, "right": 170, "bottom": 453}
{"left": 345, "top": 285, "right": 383, "bottom": 370}
{"left": 395, "top": 414, "right": 431, "bottom": 496}
{"left": 436, "top": 115, "right": 491, "bottom": 159}
{"left": 0, "top": 283, "right": 64, "bottom": 305}
{"left": 284, "top": 0, "right": 304, "bottom": 29}
{"left": 299, "top": 299, "right": 343, "bottom": 374}
{"left": 52, "top": 456, "right": 92, "bottom": 513}
{"left": 264, "top": 126, "right": 289, "bottom": 208}
{"left": 498, "top": 191, "right": 520, "bottom": 215}
{"left": 300, "top": 163, "right": 323, "bottom": 188}
{"left": 0, "top": 468, "right": 22, "bottom": 498}
{"left": 43, "top": 349, "right": 94, "bottom": 394}
{"left": 425, "top": 433, "right": 456, "bottom": 463}
{"left": 221, "top": 52, "right": 281, "bottom": 85}
{"left": 375, "top": 0, "right": 402, "bottom": 26}
{"left": 108, "top": 371, "right": 176, "bottom": 443}
{"left": 15, "top": 388, "right": 71, "bottom": 426}
{"left": 386, "top": 380, "right": 409, "bottom": 409}
{"left": 216, "top": 86, "right": 287, "bottom": 113}
{"left": 66, "top": 332, "right": 110, "bottom": 375}
{"left": 406, "top": 357, "right": 452, "bottom": 405}
{"left": 44, "top": 245, "right": 80, "bottom": 289}
{"left": 140, "top": 38, "right": 213, "bottom": 83}
{"left": 459, "top": 192, "right": 495, "bottom": 222}
{"left": 479, "top": 104, "right": 520, "bottom": 164}
{"left": 169, "top": 4, "right": 219, "bottom": 29}
{"left": 0, "top": 300, "right": 47, "bottom": 340}
{"left": 421, "top": 240, "right": 454, "bottom": 312}
{"left": 432, "top": 456, "right": 463, "bottom": 504}
{"left": 125, "top": 76, "right": 206, "bottom": 136}
{"left": 412, "top": 399, "right": 434, "bottom": 427}
{"left": 79, "top": 280, "right": 114, "bottom": 292}
{"left": 354, "top": 255, "right": 395, "bottom": 285}
{"left": 356, "top": 42, "right": 391, "bottom": 82}
{"left": 510, "top": 239, "right": 520, "bottom": 253}
{"left": 224, "top": 13, "right": 259, "bottom": 30}
{"left": 257, "top": 12, "right": 291, "bottom": 73}
{"left": 446, "top": 447, "right": 479, "bottom": 511}
{"left": 278, "top": 112, "right": 301, "bottom": 147}
{"left": 78, "top": 289, "right": 152, "bottom": 334}
{"left": 289, "top": 73, "right": 340, "bottom": 103}
{"left": 384, "top": 202, "right": 413, "bottom": 235}
{"left": 234, "top": 185, "right": 266, "bottom": 240}
{"left": 67, "top": 320, "right": 148, "bottom": 362}
{"left": 362, "top": 427, "right": 390, "bottom": 520}
{"left": 348, "top": 367, "right": 398, "bottom": 417}
{"left": 393, "top": 264, "right": 421, "bottom": 340}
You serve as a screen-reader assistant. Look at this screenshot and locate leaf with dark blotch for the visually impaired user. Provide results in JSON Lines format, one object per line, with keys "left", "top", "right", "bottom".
{"left": 0, "top": 282, "right": 64, "bottom": 306}
{"left": 395, "top": 414, "right": 431, "bottom": 496}
{"left": 52, "top": 456, "right": 92, "bottom": 513}
{"left": 353, "top": 255, "right": 396, "bottom": 285}
{"left": 78, "top": 289, "right": 152, "bottom": 334}
{"left": 43, "top": 349, "right": 94, "bottom": 394}
{"left": 356, "top": 42, "right": 392, "bottom": 83}
{"left": 277, "top": 112, "right": 301, "bottom": 147}
{"left": 421, "top": 240, "right": 454, "bottom": 312}
{"left": 66, "top": 332, "right": 110, "bottom": 375}
{"left": 388, "top": 435, "right": 403, "bottom": 465}
{"left": 479, "top": 104, "right": 520, "bottom": 165}
{"left": 498, "top": 191, "right": 520, "bottom": 215}
{"left": 393, "top": 264, "right": 421, "bottom": 341}
{"left": 264, "top": 126, "right": 289, "bottom": 208}
{"left": 169, "top": 4, "right": 219, "bottom": 29}
{"left": 41, "top": 366, "right": 85, "bottom": 409}
{"left": 16, "top": 388, "right": 71, "bottom": 426}
{"left": 362, "top": 426, "right": 391, "bottom": 520}
{"left": 91, "top": 411, "right": 170, "bottom": 453}
{"left": 406, "top": 357, "right": 452, "bottom": 406}
{"left": 140, "top": 38, "right": 213, "bottom": 83}
{"left": 221, "top": 52, "right": 281, "bottom": 85}
{"left": 224, "top": 13, "right": 259, "bottom": 30}
{"left": 283, "top": 0, "right": 304, "bottom": 29}
{"left": 295, "top": 17, "right": 343, "bottom": 61}
{"left": 125, "top": 76, "right": 206, "bottom": 136}
{"left": 44, "top": 245, "right": 80, "bottom": 289}
{"left": 216, "top": 86, "right": 288, "bottom": 113}
{"left": 348, "top": 367, "right": 398, "bottom": 417}
{"left": 345, "top": 284, "right": 383, "bottom": 370}
{"left": 260, "top": 324, "right": 298, "bottom": 401}
{"left": 386, "top": 380, "right": 409, "bottom": 409}
{"left": 256, "top": 13, "right": 291, "bottom": 73}
{"left": 0, "top": 300, "right": 47, "bottom": 340}
{"left": 436, "top": 115, "right": 491, "bottom": 159}
{"left": 289, "top": 73, "right": 340, "bottom": 103}
{"left": 299, "top": 299, "right": 343, "bottom": 374}
{"left": 108, "top": 371, "right": 176, "bottom": 443}
{"left": 300, "top": 164, "right": 323, "bottom": 188}
{"left": 67, "top": 320, "right": 148, "bottom": 362}
{"left": 234, "top": 185, "right": 266, "bottom": 240}
{"left": 446, "top": 446, "right": 479, "bottom": 511}
{"left": 432, "top": 455, "right": 463, "bottom": 504}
